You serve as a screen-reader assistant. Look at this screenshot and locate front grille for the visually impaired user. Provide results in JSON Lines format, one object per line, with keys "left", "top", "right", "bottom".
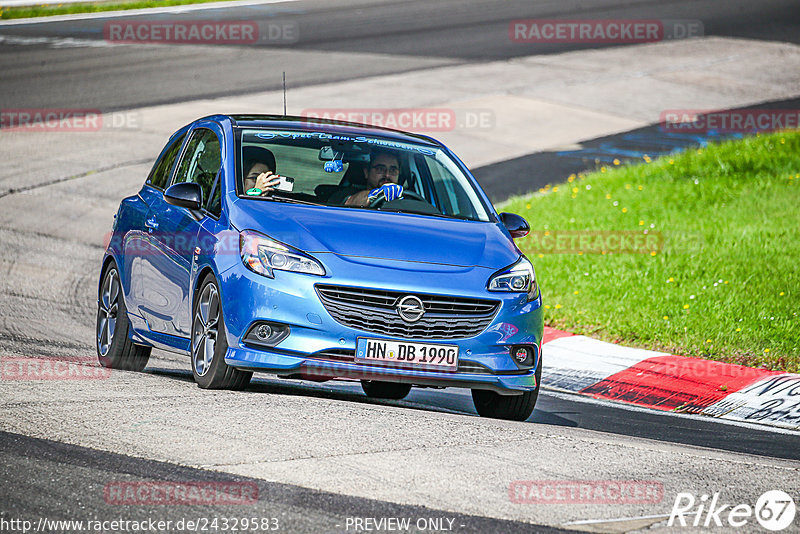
{"left": 311, "top": 349, "right": 355, "bottom": 362}
{"left": 315, "top": 285, "right": 499, "bottom": 340}
{"left": 457, "top": 361, "right": 492, "bottom": 374}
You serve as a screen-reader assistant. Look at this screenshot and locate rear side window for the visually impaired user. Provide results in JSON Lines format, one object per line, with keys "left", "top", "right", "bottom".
{"left": 173, "top": 128, "right": 221, "bottom": 205}
{"left": 146, "top": 133, "right": 186, "bottom": 190}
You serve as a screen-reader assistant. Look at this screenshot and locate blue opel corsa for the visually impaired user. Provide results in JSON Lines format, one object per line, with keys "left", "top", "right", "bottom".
{"left": 97, "top": 115, "right": 543, "bottom": 420}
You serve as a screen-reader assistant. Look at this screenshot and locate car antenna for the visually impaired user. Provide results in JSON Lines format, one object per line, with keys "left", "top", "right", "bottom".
{"left": 282, "top": 71, "right": 287, "bottom": 116}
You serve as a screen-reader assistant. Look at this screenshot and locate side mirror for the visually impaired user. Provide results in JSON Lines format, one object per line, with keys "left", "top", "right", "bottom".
{"left": 499, "top": 212, "right": 530, "bottom": 239}
{"left": 164, "top": 182, "right": 203, "bottom": 211}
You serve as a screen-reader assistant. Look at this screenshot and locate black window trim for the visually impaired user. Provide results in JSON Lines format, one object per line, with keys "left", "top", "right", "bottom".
{"left": 145, "top": 132, "right": 188, "bottom": 192}
{"left": 170, "top": 126, "right": 224, "bottom": 221}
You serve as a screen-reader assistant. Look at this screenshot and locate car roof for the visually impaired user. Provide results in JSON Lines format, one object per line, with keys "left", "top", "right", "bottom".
{"left": 204, "top": 114, "right": 443, "bottom": 147}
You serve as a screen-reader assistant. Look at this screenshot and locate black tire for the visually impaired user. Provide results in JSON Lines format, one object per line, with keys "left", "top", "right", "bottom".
{"left": 361, "top": 380, "right": 412, "bottom": 400}
{"left": 471, "top": 359, "right": 542, "bottom": 421}
{"left": 96, "top": 262, "right": 151, "bottom": 371}
{"left": 191, "top": 275, "right": 252, "bottom": 390}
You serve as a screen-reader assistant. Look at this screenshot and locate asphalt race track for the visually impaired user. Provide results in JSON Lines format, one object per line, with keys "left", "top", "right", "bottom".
{"left": 1, "top": 1, "right": 800, "bottom": 532}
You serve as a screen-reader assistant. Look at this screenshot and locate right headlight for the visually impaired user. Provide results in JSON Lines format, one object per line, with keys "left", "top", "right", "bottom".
{"left": 239, "top": 230, "right": 325, "bottom": 278}
{"left": 487, "top": 256, "right": 538, "bottom": 300}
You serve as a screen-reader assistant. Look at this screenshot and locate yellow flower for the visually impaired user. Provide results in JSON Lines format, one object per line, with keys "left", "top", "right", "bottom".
{"left": 573, "top": 290, "right": 579, "bottom": 295}
{"left": 572, "top": 187, "right": 578, "bottom": 193}
{"left": 780, "top": 138, "right": 785, "bottom": 144}
{"left": 625, "top": 184, "right": 631, "bottom": 189}
{"left": 544, "top": 231, "right": 550, "bottom": 236}
{"left": 780, "top": 292, "right": 785, "bottom": 296}
{"left": 639, "top": 220, "right": 644, "bottom": 226}
{"left": 683, "top": 304, "right": 690, "bottom": 309}
{"left": 669, "top": 159, "right": 674, "bottom": 165}
{"left": 538, "top": 253, "right": 544, "bottom": 258}
{"left": 526, "top": 203, "right": 531, "bottom": 209}
{"left": 650, "top": 251, "right": 657, "bottom": 256}
{"left": 571, "top": 194, "right": 577, "bottom": 199}
{"left": 668, "top": 277, "right": 674, "bottom": 282}
{"left": 544, "top": 305, "right": 551, "bottom": 309}
{"left": 605, "top": 194, "right": 612, "bottom": 200}
{"left": 643, "top": 155, "right": 651, "bottom": 163}
{"left": 600, "top": 167, "right": 607, "bottom": 173}
{"left": 621, "top": 207, "right": 628, "bottom": 213}
{"left": 555, "top": 304, "right": 562, "bottom": 309}
{"left": 578, "top": 251, "right": 584, "bottom": 255}
{"left": 552, "top": 186, "right": 559, "bottom": 192}
{"left": 568, "top": 174, "right": 575, "bottom": 182}
{"left": 706, "top": 339, "right": 712, "bottom": 343}
{"left": 724, "top": 281, "right": 729, "bottom": 284}
{"left": 638, "top": 185, "right": 643, "bottom": 191}
{"left": 736, "top": 327, "right": 741, "bottom": 332}
{"left": 663, "top": 315, "right": 669, "bottom": 320}
{"left": 613, "top": 159, "right": 620, "bottom": 165}
{"left": 764, "top": 348, "right": 770, "bottom": 353}
{"left": 697, "top": 149, "right": 703, "bottom": 154}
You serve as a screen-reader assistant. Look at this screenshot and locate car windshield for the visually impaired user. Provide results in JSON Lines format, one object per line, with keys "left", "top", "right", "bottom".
{"left": 236, "top": 128, "right": 492, "bottom": 222}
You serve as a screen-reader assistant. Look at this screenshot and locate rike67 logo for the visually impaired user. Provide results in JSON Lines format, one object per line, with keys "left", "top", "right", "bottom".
{"left": 669, "top": 490, "right": 796, "bottom": 531}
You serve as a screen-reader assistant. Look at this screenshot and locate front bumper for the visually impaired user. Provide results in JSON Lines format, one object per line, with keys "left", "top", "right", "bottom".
{"left": 218, "top": 254, "right": 543, "bottom": 393}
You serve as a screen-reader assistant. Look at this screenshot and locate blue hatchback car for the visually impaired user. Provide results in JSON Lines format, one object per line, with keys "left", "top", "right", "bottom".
{"left": 97, "top": 115, "right": 543, "bottom": 420}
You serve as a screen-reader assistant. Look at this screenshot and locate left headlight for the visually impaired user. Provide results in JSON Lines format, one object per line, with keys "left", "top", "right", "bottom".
{"left": 239, "top": 230, "right": 325, "bottom": 278}
{"left": 487, "top": 256, "right": 538, "bottom": 300}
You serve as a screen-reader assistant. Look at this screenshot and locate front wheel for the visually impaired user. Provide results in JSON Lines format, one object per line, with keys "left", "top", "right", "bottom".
{"left": 471, "top": 361, "right": 541, "bottom": 421}
{"left": 191, "top": 275, "right": 252, "bottom": 390}
{"left": 361, "top": 380, "right": 412, "bottom": 400}
{"left": 96, "top": 262, "right": 151, "bottom": 371}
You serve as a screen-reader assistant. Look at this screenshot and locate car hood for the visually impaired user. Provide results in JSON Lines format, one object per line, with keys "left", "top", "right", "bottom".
{"left": 230, "top": 200, "right": 520, "bottom": 269}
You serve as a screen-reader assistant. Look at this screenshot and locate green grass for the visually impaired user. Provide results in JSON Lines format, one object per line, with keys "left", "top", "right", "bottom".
{"left": 0, "top": 0, "right": 240, "bottom": 20}
{"left": 502, "top": 131, "right": 800, "bottom": 372}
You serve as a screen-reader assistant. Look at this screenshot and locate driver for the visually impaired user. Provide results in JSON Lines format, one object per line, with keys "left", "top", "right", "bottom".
{"left": 336, "top": 150, "right": 404, "bottom": 207}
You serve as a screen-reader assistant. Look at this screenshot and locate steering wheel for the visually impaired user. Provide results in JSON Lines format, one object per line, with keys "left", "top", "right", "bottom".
{"left": 369, "top": 190, "right": 426, "bottom": 208}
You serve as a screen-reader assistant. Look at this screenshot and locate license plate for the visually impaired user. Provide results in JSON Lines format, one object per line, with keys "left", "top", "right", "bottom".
{"left": 355, "top": 338, "right": 459, "bottom": 372}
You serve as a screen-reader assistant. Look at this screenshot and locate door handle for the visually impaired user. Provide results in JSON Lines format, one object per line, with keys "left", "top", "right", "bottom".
{"left": 145, "top": 217, "right": 159, "bottom": 232}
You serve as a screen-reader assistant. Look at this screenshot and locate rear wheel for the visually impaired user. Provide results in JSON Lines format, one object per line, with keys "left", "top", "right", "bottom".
{"left": 471, "top": 359, "right": 542, "bottom": 421}
{"left": 191, "top": 275, "right": 252, "bottom": 390}
{"left": 361, "top": 380, "right": 412, "bottom": 400}
{"left": 96, "top": 263, "right": 151, "bottom": 371}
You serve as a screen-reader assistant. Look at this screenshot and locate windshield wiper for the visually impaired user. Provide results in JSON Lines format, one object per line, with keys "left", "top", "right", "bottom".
{"left": 255, "top": 192, "right": 321, "bottom": 206}
{"left": 379, "top": 208, "right": 475, "bottom": 220}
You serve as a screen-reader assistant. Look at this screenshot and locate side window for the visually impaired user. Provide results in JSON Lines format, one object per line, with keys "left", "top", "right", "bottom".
{"left": 146, "top": 133, "right": 186, "bottom": 190}
{"left": 427, "top": 157, "right": 477, "bottom": 219}
{"left": 173, "top": 128, "right": 221, "bottom": 207}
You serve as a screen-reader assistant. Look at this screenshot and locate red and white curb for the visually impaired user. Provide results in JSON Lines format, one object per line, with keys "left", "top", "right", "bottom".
{"left": 541, "top": 327, "right": 800, "bottom": 431}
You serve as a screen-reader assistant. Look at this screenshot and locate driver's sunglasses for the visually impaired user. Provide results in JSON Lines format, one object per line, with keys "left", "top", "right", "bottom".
{"left": 371, "top": 164, "right": 400, "bottom": 177}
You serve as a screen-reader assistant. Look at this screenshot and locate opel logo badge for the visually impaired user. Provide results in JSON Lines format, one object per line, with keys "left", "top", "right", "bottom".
{"left": 397, "top": 295, "right": 425, "bottom": 323}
